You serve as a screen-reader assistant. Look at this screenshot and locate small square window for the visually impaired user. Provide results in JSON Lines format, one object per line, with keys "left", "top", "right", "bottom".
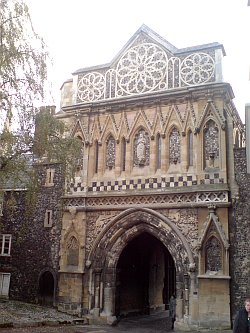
{"left": 44, "top": 210, "right": 53, "bottom": 227}
{"left": 0, "top": 234, "right": 11, "bottom": 256}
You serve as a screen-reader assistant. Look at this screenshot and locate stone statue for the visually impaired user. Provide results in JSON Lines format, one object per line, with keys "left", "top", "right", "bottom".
{"left": 136, "top": 132, "right": 146, "bottom": 164}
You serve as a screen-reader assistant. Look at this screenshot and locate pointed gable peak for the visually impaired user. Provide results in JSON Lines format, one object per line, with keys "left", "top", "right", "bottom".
{"left": 134, "top": 24, "right": 178, "bottom": 53}
{"left": 110, "top": 24, "right": 178, "bottom": 65}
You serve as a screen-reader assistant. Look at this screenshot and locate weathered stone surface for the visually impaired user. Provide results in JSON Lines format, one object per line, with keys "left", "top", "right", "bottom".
{"left": 0, "top": 163, "right": 64, "bottom": 303}
{"left": 230, "top": 148, "right": 250, "bottom": 318}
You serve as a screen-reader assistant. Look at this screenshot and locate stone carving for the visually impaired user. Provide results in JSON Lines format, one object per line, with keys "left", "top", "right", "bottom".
{"left": 106, "top": 136, "right": 116, "bottom": 169}
{"left": 175, "top": 209, "right": 199, "bottom": 255}
{"left": 205, "top": 236, "right": 222, "bottom": 271}
{"left": 169, "top": 127, "right": 181, "bottom": 164}
{"left": 86, "top": 212, "right": 118, "bottom": 255}
{"left": 64, "top": 191, "right": 228, "bottom": 208}
{"left": 204, "top": 119, "right": 219, "bottom": 163}
{"left": 66, "top": 236, "right": 79, "bottom": 266}
{"left": 134, "top": 130, "right": 150, "bottom": 166}
{"left": 180, "top": 53, "right": 214, "bottom": 85}
{"left": 116, "top": 43, "right": 168, "bottom": 95}
{"left": 76, "top": 42, "right": 215, "bottom": 103}
{"left": 78, "top": 72, "right": 105, "bottom": 102}
{"left": 136, "top": 132, "right": 146, "bottom": 164}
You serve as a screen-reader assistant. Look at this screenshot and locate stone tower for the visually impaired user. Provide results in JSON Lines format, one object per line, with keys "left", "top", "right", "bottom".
{"left": 56, "top": 25, "right": 244, "bottom": 329}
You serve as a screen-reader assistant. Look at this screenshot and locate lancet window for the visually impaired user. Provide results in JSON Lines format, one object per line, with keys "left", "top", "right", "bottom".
{"left": 95, "top": 140, "right": 99, "bottom": 174}
{"left": 188, "top": 130, "right": 193, "bottom": 167}
{"left": 156, "top": 133, "right": 161, "bottom": 169}
{"left": 121, "top": 137, "right": 126, "bottom": 172}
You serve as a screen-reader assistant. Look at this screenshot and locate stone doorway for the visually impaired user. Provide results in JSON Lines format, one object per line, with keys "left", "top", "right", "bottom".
{"left": 115, "top": 232, "right": 176, "bottom": 317}
{"left": 38, "top": 271, "right": 55, "bottom": 306}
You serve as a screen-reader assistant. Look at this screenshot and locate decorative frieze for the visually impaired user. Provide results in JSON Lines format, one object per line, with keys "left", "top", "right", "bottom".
{"left": 68, "top": 173, "right": 225, "bottom": 193}
{"left": 64, "top": 190, "right": 228, "bottom": 209}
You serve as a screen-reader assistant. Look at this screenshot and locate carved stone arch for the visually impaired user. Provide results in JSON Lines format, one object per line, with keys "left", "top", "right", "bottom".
{"left": 100, "top": 114, "right": 119, "bottom": 142}
{"left": 197, "top": 205, "right": 229, "bottom": 275}
{"left": 196, "top": 101, "right": 226, "bottom": 133}
{"left": 87, "top": 208, "right": 195, "bottom": 318}
{"left": 88, "top": 207, "right": 195, "bottom": 271}
{"left": 127, "top": 110, "right": 151, "bottom": 139}
{"left": 70, "top": 119, "right": 88, "bottom": 142}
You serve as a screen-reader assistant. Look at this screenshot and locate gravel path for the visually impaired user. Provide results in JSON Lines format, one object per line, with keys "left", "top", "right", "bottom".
{"left": 0, "top": 299, "right": 76, "bottom": 325}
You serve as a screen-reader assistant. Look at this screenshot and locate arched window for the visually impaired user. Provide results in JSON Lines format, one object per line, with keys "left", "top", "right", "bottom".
{"left": 187, "top": 130, "right": 193, "bottom": 167}
{"left": 66, "top": 236, "right": 79, "bottom": 267}
{"left": 156, "top": 133, "right": 161, "bottom": 169}
{"left": 106, "top": 135, "right": 116, "bottom": 169}
{"left": 121, "top": 137, "right": 126, "bottom": 172}
{"left": 95, "top": 140, "right": 99, "bottom": 174}
{"left": 205, "top": 236, "right": 221, "bottom": 272}
{"left": 169, "top": 127, "right": 180, "bottom": 164}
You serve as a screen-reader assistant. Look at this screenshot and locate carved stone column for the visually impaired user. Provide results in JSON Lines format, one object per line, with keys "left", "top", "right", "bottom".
{"left": 93, "top": 269, "right": 102, "bottom": 316}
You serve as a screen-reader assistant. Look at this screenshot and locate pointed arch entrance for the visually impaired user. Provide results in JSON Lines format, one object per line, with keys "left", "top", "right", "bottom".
{"left": 115, "top": 232, "right": 176, "bottom": 317}
{"left": 87, "top": 207, "right": 195, "bottom": 320}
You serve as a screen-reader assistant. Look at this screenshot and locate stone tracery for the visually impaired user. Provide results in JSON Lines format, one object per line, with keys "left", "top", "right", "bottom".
{"left": 77, "top": 43, "right": 216, "bottom": 103}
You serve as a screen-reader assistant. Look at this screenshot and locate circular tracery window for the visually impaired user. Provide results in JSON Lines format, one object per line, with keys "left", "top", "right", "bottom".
{"left": 180, "top": 53, "right": 215, "bottom": 85}
{"left": 116, "top": 43, "right": 168, "bottom": 95}
{"left": 78, "top": 72, "right": 105, "bottom": 102}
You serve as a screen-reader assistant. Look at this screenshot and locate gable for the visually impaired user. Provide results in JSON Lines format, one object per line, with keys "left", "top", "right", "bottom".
{"left": 68, "top": 25, "right": 225, "bottom": 105}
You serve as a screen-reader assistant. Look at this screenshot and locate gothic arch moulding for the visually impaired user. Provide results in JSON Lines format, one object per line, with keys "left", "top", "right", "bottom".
{"left": 87, "top": 207, "right": 195, "bottom": 274}
{"left": 196, "top": 101, "right": 226, "bottom": 133}
{"left": 197, "top": 205, "right": 229, "bottom": 275}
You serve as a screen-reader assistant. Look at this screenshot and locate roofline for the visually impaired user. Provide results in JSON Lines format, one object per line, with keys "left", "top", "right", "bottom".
{"left": 72, "top": 24, "right": 225, "bottom": 75}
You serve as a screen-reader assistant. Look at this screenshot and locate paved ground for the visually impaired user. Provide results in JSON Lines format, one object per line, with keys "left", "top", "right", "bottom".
{"left": 0, "top": 299, "right": 233, "bottom": 333}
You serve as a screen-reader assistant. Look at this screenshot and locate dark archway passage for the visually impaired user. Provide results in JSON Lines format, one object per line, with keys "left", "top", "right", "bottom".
{"left": 115, "top": 232, "right": 175, "bottom": 317}
{"left": 38, "top": 271, "right": 54, "bottom": 306}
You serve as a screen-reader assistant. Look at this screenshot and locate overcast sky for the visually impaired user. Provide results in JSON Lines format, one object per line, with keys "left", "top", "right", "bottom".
{"left": 26, "top": 0, "right": 250, "bottom": 121}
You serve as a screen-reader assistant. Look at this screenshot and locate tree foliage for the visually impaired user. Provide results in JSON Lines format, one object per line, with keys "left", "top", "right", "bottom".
{"left": 0, "top": 0, "right": 81, "bottom": 189}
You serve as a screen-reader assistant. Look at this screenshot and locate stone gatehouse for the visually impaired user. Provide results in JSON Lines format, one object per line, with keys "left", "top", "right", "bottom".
{"left": 55, "top": 25, "right": 245, "bottom": 329}
{"left": 0, "top": 25, "right": 248, "bottom": 330}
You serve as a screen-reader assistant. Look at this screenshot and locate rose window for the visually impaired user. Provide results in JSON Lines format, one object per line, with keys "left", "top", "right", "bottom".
{"left": 180, "top": 53, "right": 215, "bottom": 85}
{"left": 116, "top": 43, "right": 168, "bottom": 95}
{"left": 78, "top": 72, "right": 105, "bottom": 102}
